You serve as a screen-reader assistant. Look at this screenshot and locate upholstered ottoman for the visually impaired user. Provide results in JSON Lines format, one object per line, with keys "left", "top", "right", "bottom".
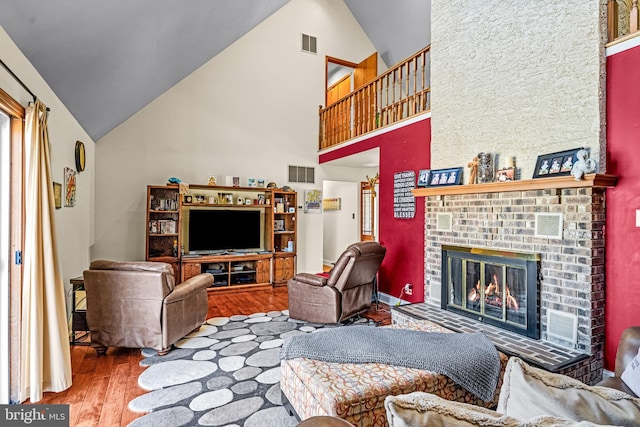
{"left": 281, "top": 321, "right": 509, "bottom": 427}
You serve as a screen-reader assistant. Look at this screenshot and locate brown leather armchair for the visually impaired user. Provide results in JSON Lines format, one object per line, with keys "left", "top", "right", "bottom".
{"left": 597, "top": 326, "right": 640, "bottom": 397}
{"left": 83, "top": 260, "right": 213, "bottom": 355}
{"left": 287, "top": 241, "right": 386, "bottom": 323}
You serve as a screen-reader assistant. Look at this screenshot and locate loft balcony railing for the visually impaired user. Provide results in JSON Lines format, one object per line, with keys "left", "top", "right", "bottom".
{"left": 608, "top": 0, "right": 640, "bottom": 43}
{"left": 319, "top": 46, "right": 431, "bottom": 150}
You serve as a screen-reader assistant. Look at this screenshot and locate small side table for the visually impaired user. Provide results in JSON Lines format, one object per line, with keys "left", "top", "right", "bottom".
{"left": 70, "top": 276, "right": 89, "bottom": 345}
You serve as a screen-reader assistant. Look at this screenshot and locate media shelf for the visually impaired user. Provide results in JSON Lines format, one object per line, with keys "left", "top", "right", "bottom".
{"left": 146, "top": 186, "right": 181, "bottom": 279}
{"left": 181, "top": 253, "right": 272, "bottom": 291}
{"left": 271, "top": 190, "right": 297, "bottom": 285}
{"left": 145, "top": 183, "right": 297, "bottom": 289}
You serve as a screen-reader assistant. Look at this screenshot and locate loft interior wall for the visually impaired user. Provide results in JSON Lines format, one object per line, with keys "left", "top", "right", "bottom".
{"left": 430, "top": 1, "right": 605, "bottom": 176}
{"left": 0, "top": 24, "right": 95, "bottom": 317}
{"left": 93, "top": 0, "right": 378, "bottom": 274}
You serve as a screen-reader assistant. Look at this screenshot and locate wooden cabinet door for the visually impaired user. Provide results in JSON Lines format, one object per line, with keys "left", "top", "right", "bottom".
{"left": 182, "top": 263, "right": 202, "bottom": 282}
{"left": 273, "top": 256, "right": 295, "bottom": 284}
{"left": 256, "top": 259, "right": 271, "bottom": 284}
{"left": 170, "top": 262, "right": 181, "bottom": 283}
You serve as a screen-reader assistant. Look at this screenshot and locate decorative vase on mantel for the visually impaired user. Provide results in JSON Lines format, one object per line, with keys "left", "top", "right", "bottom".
{"left": 477, "top": 152, "right": 494, "bottom": 183}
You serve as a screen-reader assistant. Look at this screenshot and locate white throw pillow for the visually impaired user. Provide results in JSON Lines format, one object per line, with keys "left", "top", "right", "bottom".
{"left": 497, "top": 357, "right": 640, "bottom": 426}
{"left": 384, "top": 392, "right": 599, "bottom": 427}
{"left": 621, "top": 348, "right": 640, "bottom": 396}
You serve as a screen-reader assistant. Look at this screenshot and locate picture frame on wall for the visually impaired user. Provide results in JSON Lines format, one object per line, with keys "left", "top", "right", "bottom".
{"left": 64, "top": 167, "right": 76, "bottom": 207}
{"left": 53, "top": 182, "right": 62, "bottom": 209}
{"left": 533, "top": 148, "right": 584, "bottom": 179}
{"left": 426, "top": 167, "right": 463, "bottom": 187}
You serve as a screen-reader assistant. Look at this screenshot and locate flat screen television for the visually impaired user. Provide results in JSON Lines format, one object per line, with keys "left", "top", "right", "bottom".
{"left": 187, "top": 209, "right": 263, "bottom": 253}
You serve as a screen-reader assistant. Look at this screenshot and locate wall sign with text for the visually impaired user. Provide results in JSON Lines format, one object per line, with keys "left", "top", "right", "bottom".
{"left": 393, "top": 170, "right": 415, "bottom": 219}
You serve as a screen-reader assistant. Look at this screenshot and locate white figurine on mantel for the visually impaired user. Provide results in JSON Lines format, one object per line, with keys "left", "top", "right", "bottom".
{"left": 571, "top": 149, "right": 597, "bottom": 180}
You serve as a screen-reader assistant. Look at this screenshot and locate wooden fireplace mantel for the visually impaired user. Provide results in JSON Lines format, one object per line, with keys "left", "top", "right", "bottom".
{"left": 412, "top": 174, "right": 617, "bottom": 197}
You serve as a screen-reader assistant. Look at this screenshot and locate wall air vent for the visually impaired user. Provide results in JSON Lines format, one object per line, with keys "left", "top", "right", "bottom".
{"left": 436, "top": 213, "right": 452, "bottom": 232}
{"left": 301, "top": 33, "right": 317, "bottom": 54}
{"left": 547, "top": 309, "right": 577, "bottom": 347}
{"left": 289, "top": 165, "right": 315, "bottom": 184}
{"left": 534, "top": 213, "right": 563, "bottom": 239}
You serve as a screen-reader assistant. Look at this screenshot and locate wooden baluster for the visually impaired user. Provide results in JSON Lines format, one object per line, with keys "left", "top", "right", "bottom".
{"left": 412, "top": 57, "right": 417, "bottom": 115}
{"left": 632, "top": 0, "right": 639, "bottom": 33}
{"left": 318, "top": 106, "right": 324, "bottom": 149}
{"left": 344, "top": 98, "right": 349, "bottom": 141}
{"left": 338, "top": 101, "right": 347, "bottom": 142}
{"left": 392, "top": 69, "right": 398, "bottom": 122}
{"left": 404, "top": 61, "right": 410, "bottom": 118}
{"left": 377, "top": 79, "right": 382, "bottom": 128}
{"left": 608, "top": 0, "right": 619, "bottom": 42}
{"left": 385, "top": 73, "right": 390, "bottom": 126}
{"left": 370, "top": 83, "right": 375, "bottom": 131}
{"left": 353, "top": 91, "right": 358, "bottom": 138}
{"left": 422, "top": 51, "right": 428, "bottom": 112}
{"left": 338, "top": 101, "right": 342, "bottom": 143}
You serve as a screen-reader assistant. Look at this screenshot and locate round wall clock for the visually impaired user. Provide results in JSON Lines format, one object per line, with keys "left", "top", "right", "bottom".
{"left": 75, "top": 140, "right": 85, "bottom": 172}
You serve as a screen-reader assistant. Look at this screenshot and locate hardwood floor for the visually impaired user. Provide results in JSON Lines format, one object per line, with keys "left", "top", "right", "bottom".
{"left": 33, "top": 286, "right": 391, "bottom": 426}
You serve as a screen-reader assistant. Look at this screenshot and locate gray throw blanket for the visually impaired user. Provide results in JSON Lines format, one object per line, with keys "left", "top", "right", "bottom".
{"left": 280, "top": 326, "right": 500, "bottom": 402}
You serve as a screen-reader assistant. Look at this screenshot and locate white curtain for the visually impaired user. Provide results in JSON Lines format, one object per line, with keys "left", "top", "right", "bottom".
{"left": 20, "top": 100, "right": 72, "bottom": 402}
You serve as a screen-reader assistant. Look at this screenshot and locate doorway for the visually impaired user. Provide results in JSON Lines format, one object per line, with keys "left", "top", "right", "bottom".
{"left": 0, "top": 110, "right": 10, "bottom": 404}
{"left": 0, "top": 88, "right": 24, "bottom": 404}
{"left": 322, "top": 180, "right": 360, "bottom": 268}
{"left": 360, "top": 175, "right": 379, "bottom": 242}
{"left": 325, "top": 53, "right": 378, "bottom": 106}
{"left": 325, "top": 53, "right": 378, "bottom": 144}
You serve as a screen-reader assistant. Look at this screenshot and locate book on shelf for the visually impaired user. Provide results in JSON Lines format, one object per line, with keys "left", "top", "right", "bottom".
{"left": 149, "top": 219, "right": 176, "bottom": 234}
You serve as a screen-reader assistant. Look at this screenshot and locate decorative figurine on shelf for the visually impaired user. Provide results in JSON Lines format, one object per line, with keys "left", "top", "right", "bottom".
{"left": 570, "top": 149, "right": 597, "bottom": 180}
{"left": 467, "top": 156, "right": 478, "bottom": 184}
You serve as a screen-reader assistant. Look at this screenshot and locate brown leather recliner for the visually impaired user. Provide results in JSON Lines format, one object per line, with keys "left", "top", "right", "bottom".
{"left": 596, "top": 326, "right": 640, "bottom": 397}
{"left": 83, "top": 260, "right": 213, "bottom": 355}
{"left": 287, "top": 241, "right": 386, "bottom": 324}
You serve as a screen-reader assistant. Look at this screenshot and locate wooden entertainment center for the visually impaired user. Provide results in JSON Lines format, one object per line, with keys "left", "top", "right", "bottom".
{"left": 145, "top": 184, "right": 297, "bottom": 291}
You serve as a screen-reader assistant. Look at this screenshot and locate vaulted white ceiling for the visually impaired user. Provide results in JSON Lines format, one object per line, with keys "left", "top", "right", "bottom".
{"left": 0, "top": 0, "right": 430, "bottom": 141}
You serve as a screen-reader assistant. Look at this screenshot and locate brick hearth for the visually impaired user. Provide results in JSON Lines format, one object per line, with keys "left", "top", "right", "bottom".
{"left": 404, "top": 175, "right": 616, "bottom": 385}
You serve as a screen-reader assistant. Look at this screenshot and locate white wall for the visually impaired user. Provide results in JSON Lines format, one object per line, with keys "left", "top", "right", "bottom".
{"left": 431, "top": 1, "right": 605, "bottom": 178}
{"left": 94, "top": 0, "right": 378, "bottom": 274}
{"left": 0, "top": 25, "right": 96, "bottom": 313}
{"left": 322, "top": 180, "right": 360, "bottom": 265}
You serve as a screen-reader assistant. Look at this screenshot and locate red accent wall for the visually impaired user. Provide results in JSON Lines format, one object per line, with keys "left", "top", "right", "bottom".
{"left": 319, "top": 118, "right": 431, "bottom": 303}
{"left": 605, "top": 45, "right": 640, "bottom": 371}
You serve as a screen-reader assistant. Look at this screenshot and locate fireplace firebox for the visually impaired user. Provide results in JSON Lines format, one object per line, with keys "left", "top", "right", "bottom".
{"left": 441, "top": 246, "right": 540, "bottom": 339}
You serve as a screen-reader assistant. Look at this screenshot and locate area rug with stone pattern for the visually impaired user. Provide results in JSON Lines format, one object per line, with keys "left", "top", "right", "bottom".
{"left": 127, "top": 310, "right": 374, "bottom": 427}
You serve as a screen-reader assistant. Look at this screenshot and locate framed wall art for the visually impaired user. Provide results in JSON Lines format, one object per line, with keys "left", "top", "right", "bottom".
{"left": 53, "top": 182, "right": 62, "bottom": 209}
{"left": 533, "top": 148, "right": 583, "bottom": 179}
{"left": 427, "top": 167, "right": 463, "bottom": 187}
{"left": 64, "top": 167, "right": 76, "bottom": 207}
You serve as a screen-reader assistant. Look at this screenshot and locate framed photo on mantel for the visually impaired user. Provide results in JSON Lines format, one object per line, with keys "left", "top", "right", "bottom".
{"left": 533, "top": 148, "right": 583, "bottom": 179}
{"left": 426, "top": 167, "right": 463, "bottom": 187}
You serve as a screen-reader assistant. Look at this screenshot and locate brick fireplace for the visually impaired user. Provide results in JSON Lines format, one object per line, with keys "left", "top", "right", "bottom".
{"left": 393, "top": 174, "right": 616, "bottom": 385}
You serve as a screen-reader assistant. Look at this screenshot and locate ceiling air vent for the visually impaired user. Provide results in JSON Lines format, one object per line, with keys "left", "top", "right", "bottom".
{"left": 301, "top": 33, "right": 317, "bottom": 54}
{"left": 534, "top": 213, "right": 563, "bottom": 239}
{"left": 289, "top": 166, "right": 315, "bottom": 184}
